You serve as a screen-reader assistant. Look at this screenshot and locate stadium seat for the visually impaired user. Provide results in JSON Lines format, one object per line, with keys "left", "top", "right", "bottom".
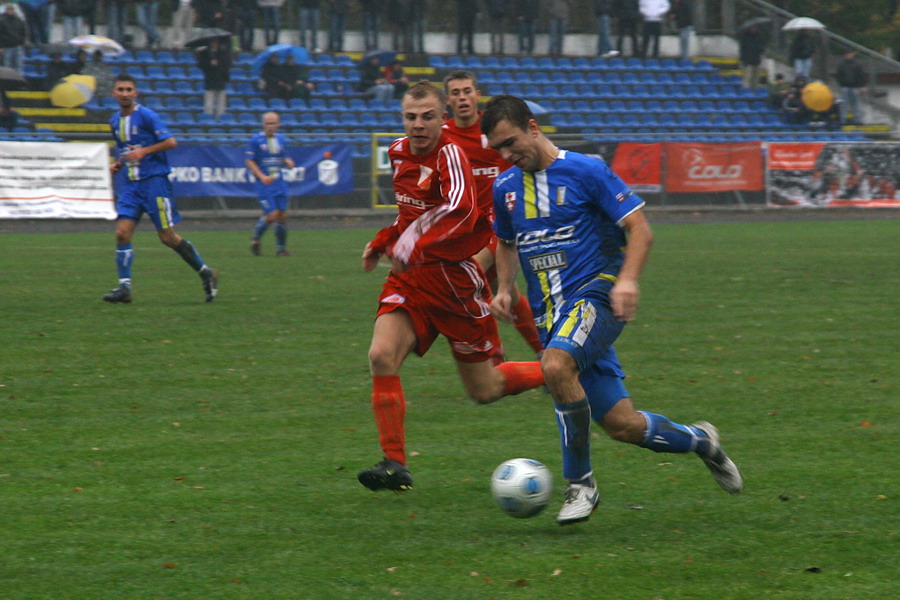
{"left": 134, "top": 50, "right": 154, "bottom": 64}
{"left": 174, "top": 81, "right": 196, "bottom": 94}
{"left": 429, "top": 55, "right": 446, "bottom": 69}
{"left": 156, "top": 51, "right": 175, "bottom": 64}
{"left": 315, "top": 54, "right": 336, "bottom": 65}
{"left": 146, "top": 65, "right": 166, "bottom": 79}
{"left": 268, "top": 98, "right": 287, "bottom": 110}
{"left": 167, "top": 66, "right": 188, "bottom": 80}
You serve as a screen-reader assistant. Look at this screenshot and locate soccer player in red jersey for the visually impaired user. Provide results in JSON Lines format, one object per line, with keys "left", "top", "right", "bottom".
{"left": 442, "top": 70, "right": 544, "bottom": 359}
{"left": 357, "top": 81, "right": 545, "bottom": 492}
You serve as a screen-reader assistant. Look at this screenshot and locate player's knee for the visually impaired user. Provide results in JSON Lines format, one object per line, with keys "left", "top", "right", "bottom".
{"left": 541, "top": 352, "right": 577, "bottom": 389}
{"left": 466, "top": 384, "right": 502, "bottom": 405}
{"left": 367, "top": 345, "right": 401, "bottom": 375}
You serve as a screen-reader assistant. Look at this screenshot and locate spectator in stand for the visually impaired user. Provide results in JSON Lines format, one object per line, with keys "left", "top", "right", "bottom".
{"left": 235, "top": 0, "right": 255, "bottom": 51}
{"left": 595, "top": 0, "right": 617, "bottom": 58}
{"left": 547, "top": 0, "right": 569, "bottom": 57}
{"left": 388, "top": 0, "right": 414, "bottom": 53}
{"left": 106, "top": 0, "right": 130, "bottom": 46}
{"left": 297, "top": 0, "right": 320, "bottom": 50}
{"left": 639, "top": 0, "right": 669, "bottom": 59}
{"left": 197, "top": 37, "right": 231, "bottom": 117}
{"left": 612, "top": 0, "right": 640, "bottom": 58}
{"left": 485, "top": 0, "right": 506, "bottom": 56}
{"left": 134, "top": 0, "right": 161, "bottom": 48}
{"left": 359, "top": 0, "right": 379, "bottom": 51}
{"left": 670, "top": 0, "right": 692, "bottom": 62}
{"left": 767, "top": 73, "right": 790, "bottom": 110}
{"left": 411, "top": 0, "right": 426, "bottom": 53}
{"left": 71, "top": 49, "right": 89, "bottom": 74}
{"left": 782, "top": 88, "right": 807, "bottom": 125}
{"left": 194, "top": 0, "right": 219, "bottom": 27}
{"left": 456, "top": 0, "right": 478, "bottom": 55}
{"left": 0, "top": 88, "right": 18, "bottom": 131}
{"left": 0, "top": 3, "right": 26, "bottom": 75}
{"left": 836, "top": 50, "right": 867, "bottom": 125}
{"left": 383, "top": 59, "right": 408, "bottom": 99}
{"left": 515, "top": 0, "right": 538, "bottom": 55}
{"left": 280, "top": 53, "right": 314, "bottom": 101}
{"left": 259, "top": 0, "right": 285, "bottom": 45}
{"left": 59, "top": 0, "right": 94, "bottom": 42}
{"left": 83, "top": 49, "right": 115, "bottom": 98}
{"left": 44, "top": 51, "right": 72, "bottom": 90}
{"left": 19, "top": 0, "right": 54, "bottom": 47}
{"left": 326, "top": 0, "right": 347, "bottom": 52}
{"left": 212, "top": 0, "right": 239, "bottom": 35}
{"left": 357, "top": 53, "right": 393, "bottom": 104}
{"left": 738, "top": 23, "right": 766, "bottom": 89}
{"left": 789, "top": 29, "right": 815, "bottom": 79}
{"left": 259, "top": 53, "right": 283, "bottom": 97}
{"left": 172, "top": 0, "right": 195, "bottom": 48}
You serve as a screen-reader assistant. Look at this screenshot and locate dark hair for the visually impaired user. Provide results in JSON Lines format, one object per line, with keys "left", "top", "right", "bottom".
{"left": 405, "top": 80, "right": 446, "bottom": 104}
{"left": 481, "top": 94, "right": 534, "bottom": 135}
{"left": 114, "top": 73, "right": 137, "bottom": 85}
{"left": 442, "top": 69, "right": 478, "bottom": 89}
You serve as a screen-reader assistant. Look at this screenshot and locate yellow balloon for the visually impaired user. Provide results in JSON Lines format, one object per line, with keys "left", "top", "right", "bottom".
{"left": 801, "top": 81, "right": 834, "bottom": 112}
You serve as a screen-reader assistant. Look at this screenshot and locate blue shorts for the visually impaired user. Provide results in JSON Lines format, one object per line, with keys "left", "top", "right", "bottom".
{"left": 256, "top": 184, "right": 289, "bottom": 214}
{"left": 581, "top": 367, "right": 629, "bottom": 421}
{"left": 545, "top": 283, "right": 626, "bottom": 378}
{"left": 117, "top": 175, "right": 181, "bottom": 230}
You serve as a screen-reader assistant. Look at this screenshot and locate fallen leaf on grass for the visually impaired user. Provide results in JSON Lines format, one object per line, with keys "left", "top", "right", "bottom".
{"left": 163, "top": 563, "right": 177, "bottom": 569}
{"left": 513, "top": 579, "right": 528, "bottom": 587}
{"left": 859, "top": 421, "right": 872, "bottom": 427}
{"left": 551, "top": 568, "right": 562, "bottom": 576}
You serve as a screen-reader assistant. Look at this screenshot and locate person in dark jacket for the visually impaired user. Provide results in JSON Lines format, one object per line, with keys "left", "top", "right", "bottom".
{"left": 235, "top": 0, "right": 256, "bottom": 52}
{"left": 485, "top": 0, "right": 506, "bottom": 55}
{"left": 611, "top": 0, "right": 640, "bottom": 58}
{"left": 738, "top": 23, "right": 766, "bottom": 89}
{"left": 789, "top": 30, "right": 815, "bottom": 78}
{"left": 0, "top": 3, "right": 27, "bottom": 74}
{"left": 197, "top": 38, "right": 231, "bottom": 117}
{"left": 836, "top": 51, "right": 868, "bottom": 125}
{"left": 58, "top": 0, "right": 94, "bottom": 41}
{"left": 515, "top": 0, "right": 538, "bottom": 54}
{"left": 456, "top": 0, "right": 478, "bottom": 55}
{"left": 670, "top": 0, "right": 692, "bottom": 61}
{"left": 326, "top": 0, "right": 347, "bottom": 52}
{"left": 595, "top": 0, "right": 617, "bottom": 57}
{"left": 359, "top": 0, "right": 379, "bottom": 51}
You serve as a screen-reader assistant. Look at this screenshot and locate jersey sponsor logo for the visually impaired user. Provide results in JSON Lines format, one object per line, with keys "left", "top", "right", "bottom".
{"left": 528, "top": 250, "right": 568, "bottom": 272}
{"left": 516, "top": 225, "right": 577, "bottom": 246}
{"left": 505, "top": 191, "right": 516, "bottom": 212}
{"left": 418, "top": 165, "right": 433, "bottom": 189}
{"left": 556, "top": 186, "right": 566, "bottom": 205}
{"left": 395, "top": 193, "right": 427, "bottom": 208}
{"left": 472, "top": 165, "right": 500, "bottom": 178}
{"left": 615, "top": 190, "right": 634, "bottom": 203}
{"left": 382, "top": 293, "right": 406, "bottom": 304}
{"left": 496, "top": 171, "right": 516, "bottom": 185}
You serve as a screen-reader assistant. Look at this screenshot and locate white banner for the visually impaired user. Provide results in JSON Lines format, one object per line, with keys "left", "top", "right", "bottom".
{"left": 0, "top": 141, "right": 116, "bottom": 219}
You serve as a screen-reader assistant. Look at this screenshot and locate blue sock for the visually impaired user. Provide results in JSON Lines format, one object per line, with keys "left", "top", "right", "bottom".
{"left": 115, "top": 243, "right": 133, "bottom": 287}
{"left": 253, "top": 217, "right": 269, "bottom": 240}
{"left": 556, "top": 398, "right": 593, "bottom": 482}
{"left": 638, "top": 411, "right": 710, "bottom": 455}
{"left": 275, "top": 223, "right": 287, "bottom": 251}
{"left": 174, "top": 238, "right": 206, "bottom": 272}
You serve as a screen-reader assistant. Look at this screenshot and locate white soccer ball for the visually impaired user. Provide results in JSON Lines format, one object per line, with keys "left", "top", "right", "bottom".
{"left": 490, "top": 458, "right": 553, "bottom": 519}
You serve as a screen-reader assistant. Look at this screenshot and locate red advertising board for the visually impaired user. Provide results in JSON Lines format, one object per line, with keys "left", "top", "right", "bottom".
{"left": 610, "top": 142, "right": 663, "bottom": 193}
{"left": 665, "top": 142, "right": 764, "bottom": 193}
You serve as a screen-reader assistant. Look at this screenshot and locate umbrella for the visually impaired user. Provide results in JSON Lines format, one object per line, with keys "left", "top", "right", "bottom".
{"left": 0, "top": 66, "right": 27, "bottom": 91}
{"left": 185, "top": 28, "right": 232, "bottom": 49}
{"left": 738, "top": 17, "right": 773, "bottom": 32}
{"left": 69, "top": 34, "right": 125, "bottom": 57}
{"left": 50, "top": 74, "right": 96, "bottom": 108}
{"left": 524, "top": 99, "right": 548, "bottom": 115}
{"left": 360, "top": 49, "right": 398, "bottom": 66}
{"left": 251, "top": 44, "right": 310, "bottom": 77}
{"left": 801, "top": 81, "right": 834, "bottom": 112}
{"left": 783, "top": 17, "right": 826, "bottom": 31}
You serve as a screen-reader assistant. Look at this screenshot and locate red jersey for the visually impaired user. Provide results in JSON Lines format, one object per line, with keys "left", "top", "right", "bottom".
{"left": 370, "top": 132, "right": 491, "bottom": 266}
{"left": 442, "top": 114, "right": 512, "bottom": 222}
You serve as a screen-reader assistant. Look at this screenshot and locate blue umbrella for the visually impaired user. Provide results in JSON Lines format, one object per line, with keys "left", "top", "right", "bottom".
{"left": 251, "top": 44, "right": 310, "bottom": 77}
{"left": 360, "top": 49, "right": 397, "bottom": 66}
{"left": 524, "top": 99, "right": 549, "bottom": 115}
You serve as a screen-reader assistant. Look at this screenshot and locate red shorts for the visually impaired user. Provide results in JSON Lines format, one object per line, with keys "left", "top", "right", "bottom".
{"left": 482, "top": 234, "right": 499, "bottom": 283}
{"left": 376, "top": 259, "right": 501, "bottom": 363}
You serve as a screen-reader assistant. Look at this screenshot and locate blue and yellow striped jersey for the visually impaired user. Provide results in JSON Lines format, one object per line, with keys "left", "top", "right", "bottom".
{"left": 109, "top": 104, "right": 173, "bottom": 181}
{"left": 492, "top": 150, "right": 645, "bottom": 330}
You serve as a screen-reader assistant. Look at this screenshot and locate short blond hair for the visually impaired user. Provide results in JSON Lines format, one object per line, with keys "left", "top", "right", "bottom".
{"left": 404, "top": 80, "right": 446, "bottom": 105}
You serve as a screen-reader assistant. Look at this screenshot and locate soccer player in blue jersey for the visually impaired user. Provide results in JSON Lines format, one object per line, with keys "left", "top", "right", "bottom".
{"left": 481, "top": 95, "right": 743, "bottom": 526}
{"left": 103, "top": 73, "right": 218, "bottom": 303}
{"left": 245, "top": 111, "right": 295, "bottom": 256}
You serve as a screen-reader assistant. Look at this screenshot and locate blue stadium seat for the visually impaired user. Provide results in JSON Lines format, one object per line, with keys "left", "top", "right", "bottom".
{"left": 430, "top": 55, "right": 446, "bottom": 69}
{"left": 217, "top": 113, "right": 236, "bottom": 125}
{"left": 146, "top": 65, "right": 166, "bottom": 79}
{"left": 175, "top": 111, "right": 196, "bottom": 125}
{"left": 268, "top": 98, "right": 287, "bottom": 109}
{"left": 248, "top": 97, "right": 267, "bottom": 110}
{"left": 336, "top": 55, "right": 355, "bottom": 66}
{"left": 134, "top": 50, "right": 155, "bottom": 64}
{"left": 167, "top": 66, "right": 188, "bottom": 80}
{"left": 174, "top": 81, "right": 196, "bottom": 94}
{"left": 156, "top": 51, "right": 176, "bottom": 64}
{"left": 238, "top": 112, "right": 257, "bottom": 125}
{"left": 315, "top": 54, "right": 335, "bottom": 65}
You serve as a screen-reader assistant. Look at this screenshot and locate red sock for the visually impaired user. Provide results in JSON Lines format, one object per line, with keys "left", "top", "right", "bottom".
{"left": 497, "top": 361, "right": 545, "bottom": 396}
{"left": 512, "top": 294, "right": 544, "bottom": 354}
{"left": 371, "top": 375, "right": 406, "bottom": 464}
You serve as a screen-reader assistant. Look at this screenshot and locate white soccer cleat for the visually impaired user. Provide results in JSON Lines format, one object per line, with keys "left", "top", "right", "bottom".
{"left": 556, "top": 480, "right": 600, "bottom": 525}
{"left": 693, "top": 421, "right": 744, "bottom": 494}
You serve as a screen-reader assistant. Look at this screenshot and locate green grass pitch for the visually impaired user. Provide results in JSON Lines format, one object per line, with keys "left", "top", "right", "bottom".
{"left": 1, "top": 219, "right": 896, "bottom": 599}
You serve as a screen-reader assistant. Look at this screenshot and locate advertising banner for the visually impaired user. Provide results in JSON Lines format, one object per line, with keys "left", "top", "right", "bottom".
{"left": 166, "top": 143, "right": 354, "bottom": 197}
{"left": 767, "top": 142, "right": 900, "bottom": 207}
{"left": 610, "top": 142, "right": 663, "bottom": 194}
{"left": 0, "top": 141, "right": 115, "bottom": 219}
{"left": 665, "top": 142, "right": 764, "bottom": 193}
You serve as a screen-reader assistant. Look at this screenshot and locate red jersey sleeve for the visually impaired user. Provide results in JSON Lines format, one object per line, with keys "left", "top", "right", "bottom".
{"left": 392, "top": 143, "right": 489, "bottom": 265}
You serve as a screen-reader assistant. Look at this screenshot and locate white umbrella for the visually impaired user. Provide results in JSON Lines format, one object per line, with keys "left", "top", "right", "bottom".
{"left": 782, "top": 17, "right": 826, "bottom": 31}
{"left": 69, "top": 35, "right": 126, "bottom": 57}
